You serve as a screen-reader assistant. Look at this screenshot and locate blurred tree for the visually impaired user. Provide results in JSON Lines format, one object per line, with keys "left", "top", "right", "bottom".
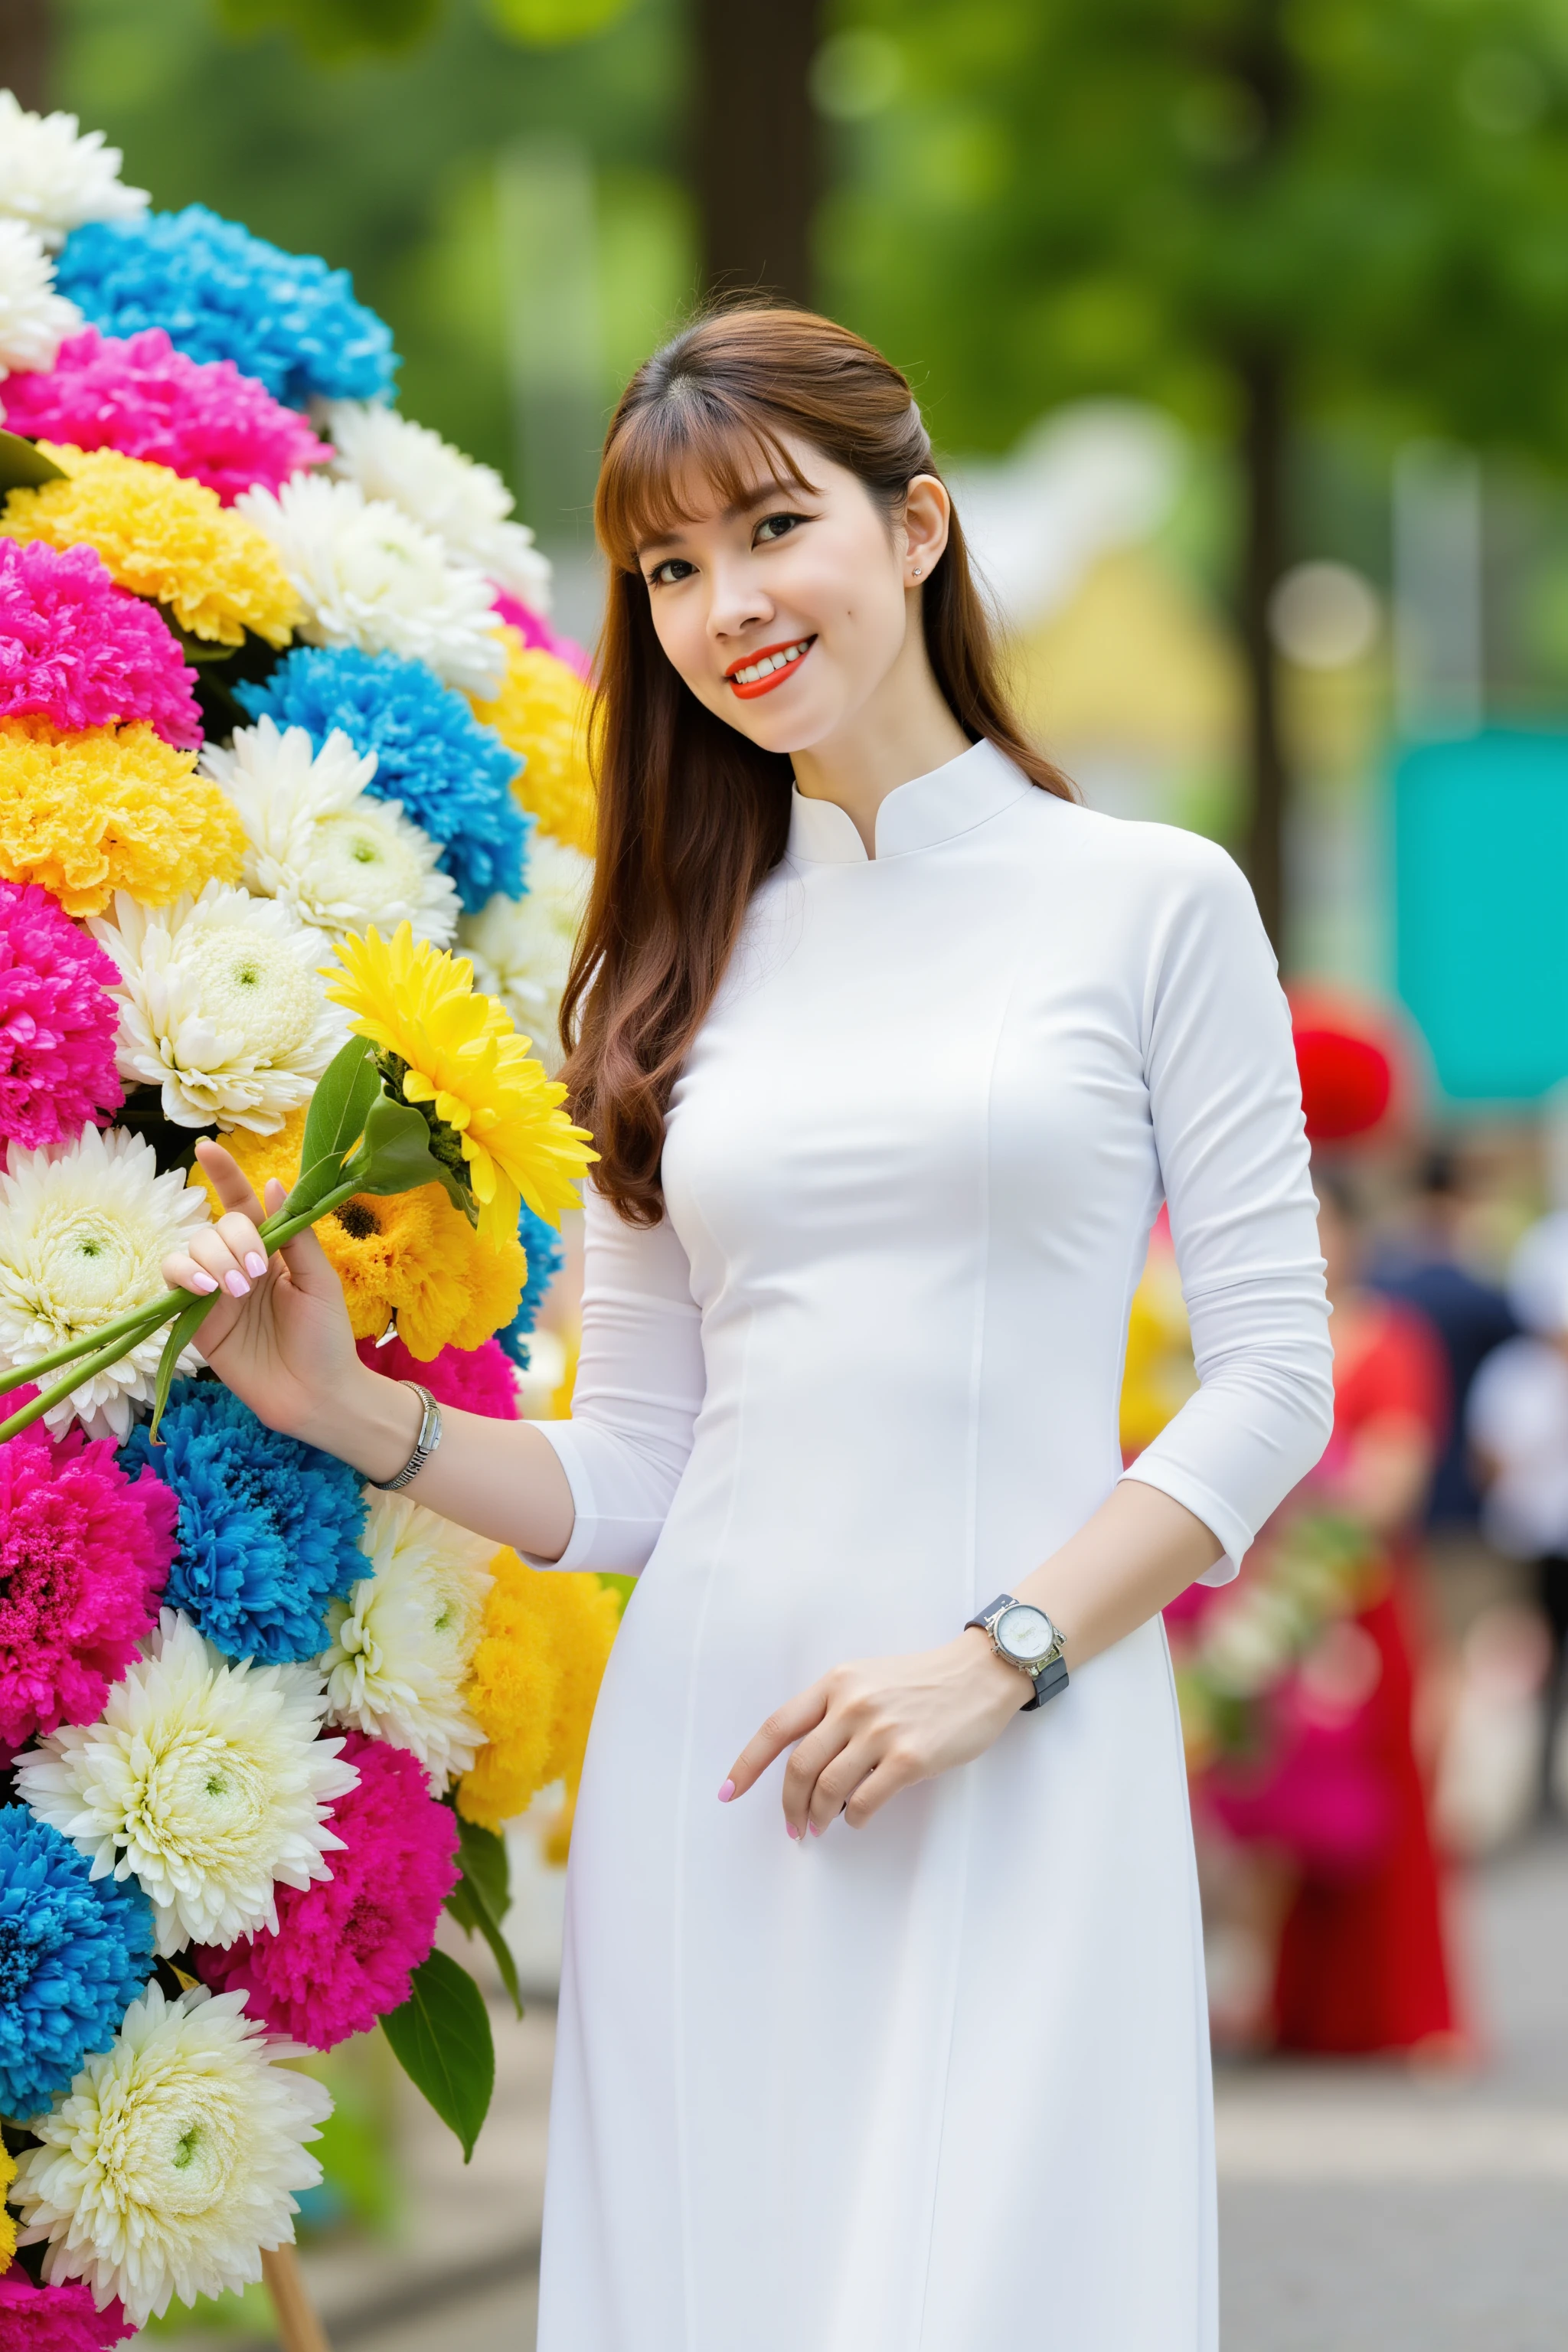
{"left": 53, "top": 0, "right": 689, "bottom": 488}
{"left": 211, "top": 0, "right": 817, "bottom": 303}
{"left": 826, "top": 0, "right": 1568, "bottom": 945}
{"left": 694, "top": 0, "right": 822, "bottom": 301}
{"left": 1, "top": 0, "right": 52, "bottom": 109}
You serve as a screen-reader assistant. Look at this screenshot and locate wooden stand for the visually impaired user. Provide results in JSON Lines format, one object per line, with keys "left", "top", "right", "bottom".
{"left": 261, "top": 2245, "right": 332, "bottom": 2352}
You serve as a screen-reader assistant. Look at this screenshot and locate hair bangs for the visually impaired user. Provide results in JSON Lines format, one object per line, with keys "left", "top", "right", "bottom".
{"left": 596, "top": 384, "right": 819, "bottom": 573}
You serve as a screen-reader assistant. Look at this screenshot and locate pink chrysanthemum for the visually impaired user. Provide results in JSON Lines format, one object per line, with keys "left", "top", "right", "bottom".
{"left": 0, "top": 539, "right": 201, "bottom": 747}
{"left": 194, "top": 1731, "right": 459, "bottom": 2050}
{"left": 355, "top": 1331, "right": 521, "bottom": 1421}
{"left": 0, "top": 2274, "right": 136, "bottom": 2349}
{"left": 490, "top": 586, "right": 591, "bottom": 682}
{"left": 0, "top": 328, "right": 327, "bottom": 507}
{"left": 0, "top": 880, "right": 123, "bottom": 1150}
{"left": 0, "top": 1415, "right": 176, "bottom": 1755}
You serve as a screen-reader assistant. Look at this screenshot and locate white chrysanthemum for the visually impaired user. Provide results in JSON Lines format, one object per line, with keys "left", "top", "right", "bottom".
{"left": 0, "top": 217, "right": 81, "bottom": 378}
{"left": 201, "top": 715, "right": 459, "bottom": 947}
{"left": 0, "top": 91, "right": 149, "bottom": 249}
{"left": 459, "top": 836, "right": 592, "bottom": 1076}
{"left": 322, "top": 1491, "right": 495, "bottom": 1788}
{"left": 322, "top": 398, "right": 554, "bottom": 611}
{"left": 236, "top": 472, "right": 506, "bottom": 696}
{"left": 13, "top": 1981, "right": 330, "bottom": 2326}
{"left": 16, "top": 1610, "right": 359, "bottom": 1955}
{"left": 90, "top": 880, "right": 347, "bottom": 1134}
{"left": 0, "top": 1125, "right": 210, "bottom": 1440}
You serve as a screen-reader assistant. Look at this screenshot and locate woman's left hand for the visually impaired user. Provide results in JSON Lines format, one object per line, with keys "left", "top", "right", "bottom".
{"left": 721, "top": 1632, "right": 1030, "bottom": 1838}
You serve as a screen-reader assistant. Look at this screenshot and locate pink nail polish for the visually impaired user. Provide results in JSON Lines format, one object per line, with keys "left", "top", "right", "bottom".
{"left": 243, "top": 1252, "right": 267, "bottom": 1279}
{"left": 808, "top": 1820, "right": 824, "bottom": 1837}
{"left": 190, "top": 1271, "right": 218, "bottom": 1295}
{"left": 717, "top": 1779, "right": 735, "bottom": 1803}
{"left": 224, "top": 1270, "right": 250, "bottom": 1298}
{"left": 786, "top": 1822, "right": 800, "bottom": 1841}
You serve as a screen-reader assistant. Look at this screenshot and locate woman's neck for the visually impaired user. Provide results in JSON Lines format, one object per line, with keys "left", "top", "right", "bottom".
{"left": 790, "top": 603, "right": 970, "bottom": 854}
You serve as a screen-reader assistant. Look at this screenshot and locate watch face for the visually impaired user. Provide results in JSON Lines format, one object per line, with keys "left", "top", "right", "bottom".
{"left": 995, "top": 1603, "right": 1055, "bottom": 1668}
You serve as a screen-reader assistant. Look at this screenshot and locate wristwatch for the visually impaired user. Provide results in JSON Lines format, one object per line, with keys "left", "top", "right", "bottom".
{"left": 965, "top": 1592, "right": 1069, "bottom": 1713}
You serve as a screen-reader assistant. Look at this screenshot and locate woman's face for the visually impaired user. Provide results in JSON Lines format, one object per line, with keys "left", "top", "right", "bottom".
{"left": 634, "top": 436, "right": 951, "bottom": 756}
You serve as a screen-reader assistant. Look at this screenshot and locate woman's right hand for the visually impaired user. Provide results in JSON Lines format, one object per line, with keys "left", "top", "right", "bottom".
{"left": 162, "top": 1138, "right": 366, "bottom": 1443}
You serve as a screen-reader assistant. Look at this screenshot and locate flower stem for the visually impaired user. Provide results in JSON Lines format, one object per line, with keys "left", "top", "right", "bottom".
{"left": 0, "top": 1294, "right": 175, "bottom": 1398}
{"left": 0, "top": 1297, "right": 188, "bottom": 1444}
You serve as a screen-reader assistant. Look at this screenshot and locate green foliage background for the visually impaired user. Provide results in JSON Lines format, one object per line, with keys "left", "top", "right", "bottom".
{"left": 54, "top": 0, "right": 694, "bottom": 488}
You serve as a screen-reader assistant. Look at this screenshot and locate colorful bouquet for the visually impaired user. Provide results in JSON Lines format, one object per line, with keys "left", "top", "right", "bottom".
{"left": 0, "top": 96, "right": 610, "bottom": 2343}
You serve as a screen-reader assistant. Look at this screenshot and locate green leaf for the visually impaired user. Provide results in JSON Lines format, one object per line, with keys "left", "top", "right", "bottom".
{"left": 380, "top": 1948, "right": 495, "bottom": 2162}
{"left": 0, "top": 430, "right": 65, "bottom": 497}
{"left": 456, "top": 1811, "right": 511, "bottom": 1920}
{"left": 285, "top": 1037, "right": 382, "bottom": 1216}
{"left": 442, "top": 1814, "right": 522, "bottom": 2017}
{"left": 147, "top": 1295, "right": 214, "bottom": 1443}
{"left": 351, "top": 1092, "right": 478, "bottom": 1223}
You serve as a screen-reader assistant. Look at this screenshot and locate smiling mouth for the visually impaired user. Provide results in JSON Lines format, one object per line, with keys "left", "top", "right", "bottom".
{"left": 725, "top": 638, "right": 815, "bottom": 699}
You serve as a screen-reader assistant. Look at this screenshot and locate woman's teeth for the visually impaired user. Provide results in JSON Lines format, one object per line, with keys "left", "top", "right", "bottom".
{"left": 732, "top": 642, "right": 809, "bottom": 685}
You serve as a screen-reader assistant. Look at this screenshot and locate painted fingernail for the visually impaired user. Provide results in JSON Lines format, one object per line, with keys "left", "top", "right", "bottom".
{"left": 224, "top": 1271, "right": 250, "bottom": 1298}
{"left": 243, "top": 1252, "right": 267, "bottom": 1279}
{"left": 786, "top": 1822, "right": 800, "bottom": 1841}
{"left": 808, "top": 1820, "right": 824, "bottom": 1837}
{"left": 717, "top": 1779, "right": 735, "bottom": 1803}
{"left": 189, "top": 1271, "right": 218, "bottom": 1295}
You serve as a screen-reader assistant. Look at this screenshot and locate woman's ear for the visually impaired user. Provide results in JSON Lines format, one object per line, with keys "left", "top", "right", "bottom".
{"left": 903, "top": 475, "right": 952, "bottom": 586}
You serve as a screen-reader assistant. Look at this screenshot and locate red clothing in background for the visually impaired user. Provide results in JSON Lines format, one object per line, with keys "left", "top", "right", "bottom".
{"left": 1272, "top": 1298, "right": 1462, "bottom": 2054}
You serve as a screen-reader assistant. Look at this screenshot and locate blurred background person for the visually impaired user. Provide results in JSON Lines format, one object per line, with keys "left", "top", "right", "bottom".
{"left": 1467, "top": 1211, "right": 1568, "bottom": 1818}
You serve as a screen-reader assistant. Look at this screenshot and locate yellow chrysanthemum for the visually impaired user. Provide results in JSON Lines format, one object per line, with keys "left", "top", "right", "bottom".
{"left": 0, "top": 2135, "right": 14, "bottom": 2271}
{"left": 458, "top": 1548, "right": 620, "bottom": 1831}
{"left": 469, "top": 631, "right": 596, "bottom": 857}
{"left": 1, "top": 444, "right": 301, "bottom": 646}
{"left": 201, "top": 1107, "right": 525, "bottom": 1357}
{"left": 325, "top": 923, "right": 596, "bottom": 1249}
{"left": 0, "top": 715, "right": 245, "bottom": 916}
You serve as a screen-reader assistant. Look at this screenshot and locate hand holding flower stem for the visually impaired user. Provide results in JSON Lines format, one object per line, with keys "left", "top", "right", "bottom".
{"left": 0, "top": 1034, "right": 485, "bottom": 1445}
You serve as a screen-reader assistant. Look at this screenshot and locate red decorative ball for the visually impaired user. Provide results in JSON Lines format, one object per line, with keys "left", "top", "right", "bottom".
{"left": 1293, "top": 1025, "right": 1393, "bottom": 1142}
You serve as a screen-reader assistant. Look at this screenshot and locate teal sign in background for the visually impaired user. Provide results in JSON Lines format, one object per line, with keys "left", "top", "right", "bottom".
{"left": 1394, "top": 730, "right": 1568, "bottom": 1102}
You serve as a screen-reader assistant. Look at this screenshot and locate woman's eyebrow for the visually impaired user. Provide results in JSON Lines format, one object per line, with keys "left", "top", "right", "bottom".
{"left": 635, "top": 479, "right": 817, "bottom": 559}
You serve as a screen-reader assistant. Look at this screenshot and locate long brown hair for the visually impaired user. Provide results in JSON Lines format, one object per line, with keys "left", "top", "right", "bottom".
{"left": 561, "top": 305, "right": 1073, "bottom": 1226}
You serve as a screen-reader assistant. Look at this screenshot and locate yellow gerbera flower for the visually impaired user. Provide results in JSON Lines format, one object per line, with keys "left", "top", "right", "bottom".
{"left": 324, "top": 923, "right": 596, "bottom": 1248}
{"left": 0, "top": 2135, "right": 15, "bottom": 2270}
{"left": 0, "top": 715, "right": 245, "bottom": 916}
{"left": 1, "top": 444, "right": 301, "bottom": 646}
{"left": 458, "top": 1548, "right": 621, "bottom": 1832}
{"left": 469, "top": 630, "right": 597, "bottom": 857}
{"left": 202, "top": 1108, "right": 525, "bottom": 1357}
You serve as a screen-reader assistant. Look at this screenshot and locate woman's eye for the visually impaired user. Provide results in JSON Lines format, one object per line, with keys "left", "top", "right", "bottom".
{"left": 645, "top": 557, "right": 695, "bottom": 588}
{"left": 754, "top": 511, "right": 806, "bottom": 544}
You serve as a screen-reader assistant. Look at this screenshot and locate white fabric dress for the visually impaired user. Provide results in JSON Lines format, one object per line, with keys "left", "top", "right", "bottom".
{"left": 533, "top": 742, "right": 1333, "bottom": 2352}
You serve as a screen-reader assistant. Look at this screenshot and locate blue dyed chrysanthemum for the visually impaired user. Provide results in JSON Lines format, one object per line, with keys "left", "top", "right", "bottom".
{"left": 238, "top": 645, "right": 529, "bottom": 913}
{"left": 57, "top": 205, "right": 397, "bottom": 407}
{"left": 497, "top": 1200, "right": 565, "bottom": 1368}
{"left": 122, "top": 1385, "right": 368, "bottom": 1664}
{"left": 0, "top": 1806, "right": 154, "bottom": 2117}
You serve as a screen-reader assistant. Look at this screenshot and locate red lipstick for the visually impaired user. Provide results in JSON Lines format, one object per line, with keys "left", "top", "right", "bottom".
{"left": 724, "top": 637, "right": 815, "bottom": 700}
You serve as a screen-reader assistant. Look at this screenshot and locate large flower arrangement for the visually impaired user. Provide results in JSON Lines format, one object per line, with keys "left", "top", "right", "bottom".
{"left": 0, "top": 97, "right": 610, "bottom": 2343}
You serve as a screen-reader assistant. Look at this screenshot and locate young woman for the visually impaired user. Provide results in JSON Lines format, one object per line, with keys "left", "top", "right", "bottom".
{"left": 168, "top": 309, "right": 1333, "bottom": 2352}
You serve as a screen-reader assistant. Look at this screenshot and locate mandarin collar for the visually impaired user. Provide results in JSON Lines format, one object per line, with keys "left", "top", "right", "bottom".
{"left": 786, "top": 738, "right": 1033, "bottom": 865}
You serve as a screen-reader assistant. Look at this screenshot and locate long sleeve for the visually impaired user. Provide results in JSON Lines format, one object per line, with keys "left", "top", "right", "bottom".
{"left": 530, "top": 1183, "right": 705, "bottom": 1573}
{"left": 1119, "top": 837, "right": 1334, "bottom": 1581}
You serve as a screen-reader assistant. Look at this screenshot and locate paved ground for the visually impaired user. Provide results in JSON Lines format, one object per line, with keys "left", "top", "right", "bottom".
{"left": 157, "top": 1833, "right": 1568, "bottom": 2350}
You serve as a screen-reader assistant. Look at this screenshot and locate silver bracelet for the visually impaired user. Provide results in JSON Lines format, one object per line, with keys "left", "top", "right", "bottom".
{"left": 368, "top": 1381, "right": 442, "bottom": 1491}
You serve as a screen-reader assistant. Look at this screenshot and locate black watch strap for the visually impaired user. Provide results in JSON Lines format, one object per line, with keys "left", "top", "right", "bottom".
{"left": 1020, "top": 1652, "right": 1070, "bottom": 1712}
